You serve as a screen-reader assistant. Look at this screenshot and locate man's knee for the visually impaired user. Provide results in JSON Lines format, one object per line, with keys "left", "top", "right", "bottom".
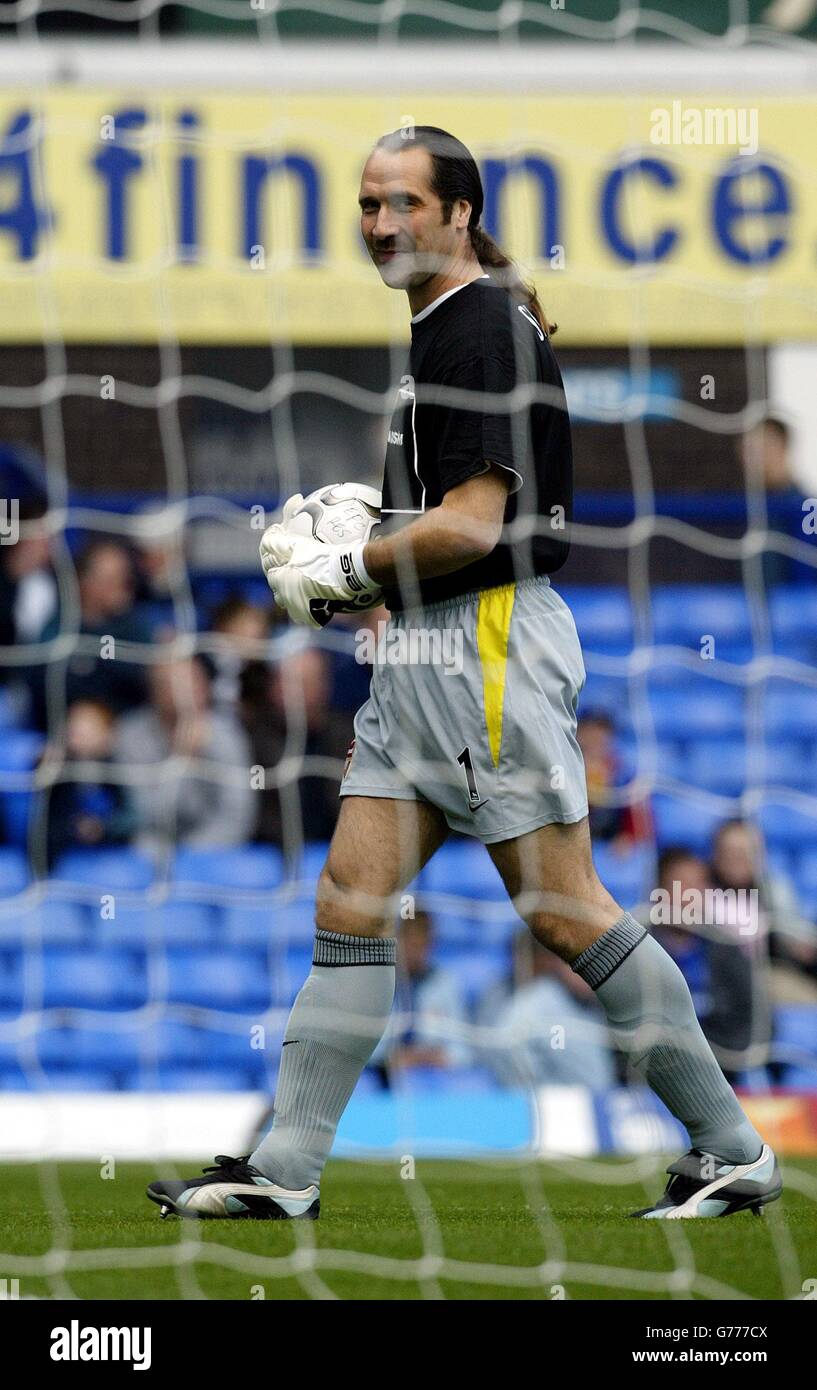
{"left": 314, "top": 862, "right": 391, "bottom": 937}
{"left": 522, "top": 869, "right": 621, "bottom": 960}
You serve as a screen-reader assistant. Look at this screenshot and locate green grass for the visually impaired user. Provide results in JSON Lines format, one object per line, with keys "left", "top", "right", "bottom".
{"left": 0, "top": 1157, "right": 815, "bottom": 1300}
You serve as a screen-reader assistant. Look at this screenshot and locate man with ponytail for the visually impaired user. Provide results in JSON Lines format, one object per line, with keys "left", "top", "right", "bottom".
{"left": 149, "top": 127, "right": 780, "bottom": 1224}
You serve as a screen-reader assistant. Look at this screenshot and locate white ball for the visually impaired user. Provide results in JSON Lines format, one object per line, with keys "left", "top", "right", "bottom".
{"left": 287, "top": 483, "right": 381, "bottom": 546}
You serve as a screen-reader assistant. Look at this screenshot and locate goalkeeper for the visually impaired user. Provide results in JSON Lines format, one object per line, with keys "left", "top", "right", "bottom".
{"left": 147, "top": 126, "right": 779, "bottom": 1223}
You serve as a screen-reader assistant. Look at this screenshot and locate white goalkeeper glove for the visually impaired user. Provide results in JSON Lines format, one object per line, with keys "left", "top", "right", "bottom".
{"left": 268, "top": 535, "right": 382, "bottom": 629}
{"left": 259, "top": 493, "right": 304, "bottom": 576}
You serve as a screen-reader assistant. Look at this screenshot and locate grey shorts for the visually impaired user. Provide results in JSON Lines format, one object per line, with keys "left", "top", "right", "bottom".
{"left": 339, "top": 575, "right": 589, "bottom": 844}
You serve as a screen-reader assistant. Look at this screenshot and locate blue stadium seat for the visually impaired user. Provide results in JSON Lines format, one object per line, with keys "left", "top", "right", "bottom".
{"left": 222, "top": 899, "right": 315, "bottom": 947}
{"left": 652, "top": 586, "right": 751, "bottom": 648}
{"left": 592, "top": 842, "right": 653, "bottom": 909}
{"left": 0, "top": 731, "right": 44, "bottom": 848}
{"left": 0, "top": 730, "right": 44, "bottom": 771}
{"left": 769, "top": 589, "right": 817, "bottom": 646}
{"left": 579, "top": 674, "right": 633, "bottom": 730}
{"left": 434, "top": 945, "right": 510, "bottom": 1007}
{"left": 53, "top": 848, "right": 155, "bottom": 891}
{"left": 96, "top": 898, "right": 219, "bottom": 947}
{"left": 651, "top": 795, "right": 726, "bottom": 855}
{"left": 138, "top": 1020, "right": 281, "bottom": 1070}
{"left": 558, "top": 587, "right": 634, "bottom": 653}
{"left": 138, "top": 598, "right": 177, "bottom": 635}
{"left": 193, "top": 574, "right": 272, "bottom": 614}
{"left": 773, "top": 1006, "right": 817, "bottom": 1089}
{"left": 0, "top": 847, "right": 30, "bottom": 897}
{"left": 765, "top": 846, "right": 797, "bottom": 892}
{"left": 37, "top": 1025, "right": 142, "bottom": 1072}
{"left": 0, "top": 1068, "right": 118, "bottom": 1092}
{"left": 353, "top": 1069, "right": 382, "bottom": 1099}
{"left": 773, "top": 639, "right": 817, "bottom": 667}
{"left": 764, "top": 743, "right": 817, "bottom": 793}
{"left": 0, "top": 687, "right": 23, "bottom": 731}
{"left": 649, "top": 685, "right": 745, "bottom": 739}
{"left": 0, "top": 895, "right": 89, "bottom": 948}
{"left": 41, "top": 947, "right": 148, "bottom": 1010}
{"left": 795, "top": 850, "right": 817, "bottom": 909}
{"left": 420, "top": 840, "right": 506, "bottom": 901}
{"left": 627, "top": 739, "right": 684, "bottom": 786}
{"left": 432, "top": 907, "right": 519, "bottom": 948}
{"left": 684, "top": 740, "right": 814, "bottom": 797}
{"left": 710, "top": 642, "right": 758, "bottom": 669}
{"left": 760, "top": 801, "right": 817, "bottom": 852}
{"left": 0, "top": 954, "right": 24, "bottom": 1008}
{"left": 686, "top": 740, "right": 748, "bottom": 797}
{"left": 164, "top": 947, "right": 273, "bottom": 1011}
{"left": 122, "top": 1066, "right": 254, "bottom": 1092}
{"left": 779, "top": 1065, "right": 817, "bottom": 1090}
{"left": 763, "top": 681, "right": 817, "bottom": 740}
{"left": 731, "top": 1068, "right": 772, "bottom": 1093}
{"left": 173, "top": 845, "right": 283, "bottom": 890}
{"left": 773, "top": 1005, "right": 817, "bottom": 1056}
{"left": 283, "top": 946, "right": 315, "bottom": 1001}
{"left": 286, "top": 842, "right": 330, "bottom": 889}
{"left": 1, "top": 787, "right": 34, "bottom": 847}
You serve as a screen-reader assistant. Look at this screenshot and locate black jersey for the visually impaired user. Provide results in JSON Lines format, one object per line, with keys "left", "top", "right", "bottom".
{"left": 378, "top": 276, "right": 573, "bottom": 611}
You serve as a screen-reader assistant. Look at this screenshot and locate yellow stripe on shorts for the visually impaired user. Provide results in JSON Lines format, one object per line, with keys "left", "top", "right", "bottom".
{"left": 476, "top": 583, "right": 516, "bottom": 768}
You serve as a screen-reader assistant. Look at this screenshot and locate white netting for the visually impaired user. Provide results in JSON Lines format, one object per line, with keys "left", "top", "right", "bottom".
{"left": 0, "top": 5, "right": 816, "bottom": 1301}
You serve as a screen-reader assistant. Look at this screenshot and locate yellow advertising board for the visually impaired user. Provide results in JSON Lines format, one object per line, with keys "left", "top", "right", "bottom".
{"left": 0, "top": 92, "right": 814, "bottom": 344}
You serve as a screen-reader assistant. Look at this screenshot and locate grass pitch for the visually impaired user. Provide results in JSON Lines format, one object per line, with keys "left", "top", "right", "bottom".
{"left": 1, "top": 1157, "right": 815, "bottom": 1301}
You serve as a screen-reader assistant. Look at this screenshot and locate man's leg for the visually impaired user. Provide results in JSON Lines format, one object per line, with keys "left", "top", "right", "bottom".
{"left": 249, "top": 794, "right": 448, "bottom": 1189}
{"left": 487, "top": 817, "right": 764, "bottom": 1164}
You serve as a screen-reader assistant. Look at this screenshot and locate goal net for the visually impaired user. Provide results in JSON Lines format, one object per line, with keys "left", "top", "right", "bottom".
{"left": 0, "top": 1, "right": 816, "bottom": 1300}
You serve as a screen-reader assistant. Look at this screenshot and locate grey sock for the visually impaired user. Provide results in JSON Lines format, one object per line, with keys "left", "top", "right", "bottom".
{"left": 572, "top": 912, "right": 763, "bottom": 1164}
{"left": 249, "top": 928, "right": 396, "bottom": 1189}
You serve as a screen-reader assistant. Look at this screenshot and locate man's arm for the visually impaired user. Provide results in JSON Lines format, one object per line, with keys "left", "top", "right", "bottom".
{"left": 361, "top": 462, "right": 512, "bottom": 587}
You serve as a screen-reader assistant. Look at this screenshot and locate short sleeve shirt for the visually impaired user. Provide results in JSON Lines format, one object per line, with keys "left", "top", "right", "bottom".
{"left": 379, "top": 276, "right": 573, "bottom": 610}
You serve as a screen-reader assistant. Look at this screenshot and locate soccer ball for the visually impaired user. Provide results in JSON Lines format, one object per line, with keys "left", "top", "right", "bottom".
{"left": 287, "top": 483, "right": 381, "bottom": 547}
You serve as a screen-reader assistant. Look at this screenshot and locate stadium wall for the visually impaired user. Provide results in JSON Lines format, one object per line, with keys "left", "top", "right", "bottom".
{"left": 4, "top": 1086, "right": 817, "bottom": 1161}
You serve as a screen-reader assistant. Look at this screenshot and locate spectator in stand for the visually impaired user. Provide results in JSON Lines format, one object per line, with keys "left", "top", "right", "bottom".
{"left": 246, "top": 631, "right": 353, "bottom": 851}
{"left": 482, "top": 930, "right": 615, "bottom": 1090}
{"left": 739, "top": 415, "right": 815, "bottom": 590}
{"left": 30, "top": 538, "right": 151, "bottom": 731}
{"left": 711, "top": 818, "right": 817, "bottom": 1008}
{"left": 636, "top": 830, "right": 782, "bottom": 1081}
{"left": 114, "top": 652, "right": 254, "bottom": 859}
{"left": 40, "top": 698, "right": 135, "bottom": 870}
{"left": 577, "top": 710, "right": 652, "bottom": 847}
{"left": 370, "top": 908, "right": 470, "bottom": 1082}
{"left": 132, "top": 505, "right": 188, "bottom": 635}
{"left": 634, "top": 846, "right": 711, "bottom": 1018}
{"left": 206, "top": 595, "right": 270, "bottom": 717}
{"left": 0, "top": 498, "right": 58, "bottom": 651}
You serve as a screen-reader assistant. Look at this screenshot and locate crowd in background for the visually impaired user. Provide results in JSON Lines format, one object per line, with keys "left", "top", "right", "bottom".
{"left": 0, "top": 413, "right": 816, "bottom": 1092}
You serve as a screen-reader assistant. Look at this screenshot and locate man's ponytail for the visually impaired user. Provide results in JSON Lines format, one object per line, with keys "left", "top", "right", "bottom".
{"left": 468, "top": 224, "right": 557, "bottom": 337}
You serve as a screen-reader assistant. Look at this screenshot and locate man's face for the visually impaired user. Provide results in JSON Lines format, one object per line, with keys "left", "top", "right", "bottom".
{"left": 713, "top": 825, "right": 758, "bottom": 888}
{"left": 359, "top": 144, "right": 467, "bottom": 289}
{"left": 81, "top": 545, "right": 133, "bottom": 617}
{"left": 660, "top": 855, "right": 710, "bottom": 899}
{"left": 577, "top": 718, "right": 613, "bottom": 765}
{"left": 740, "top": 423, "right": 791, "bottom": 492}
